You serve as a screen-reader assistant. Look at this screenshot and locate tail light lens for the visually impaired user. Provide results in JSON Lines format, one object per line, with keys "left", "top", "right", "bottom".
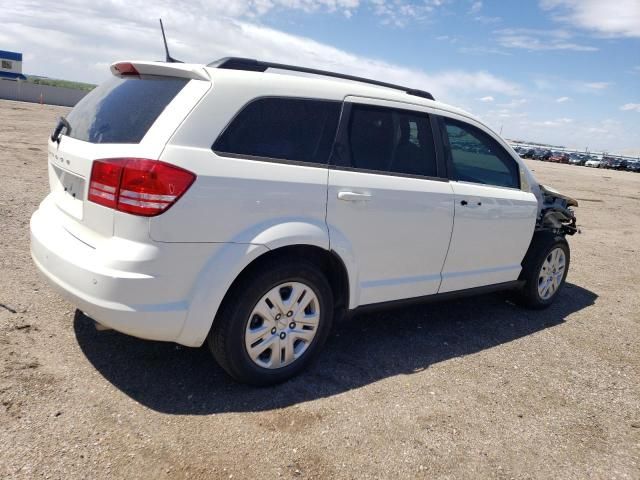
{"left": 88, "top": 158, "right": 195, "bottom": 216}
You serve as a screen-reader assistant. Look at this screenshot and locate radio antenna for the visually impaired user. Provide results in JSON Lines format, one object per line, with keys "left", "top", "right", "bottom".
{"left": 159, "top": 18, "right": 183, "bottom": 63}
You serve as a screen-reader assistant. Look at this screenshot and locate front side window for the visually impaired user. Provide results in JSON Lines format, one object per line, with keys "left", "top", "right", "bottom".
{"left": 347, "top": 104, "right": 437, "bottom": 177}
{"left": 443, "top": 118, "right": 519, "bottom": 189}
{"left": 214, "top": 98, "right": 341, "bottom": 164}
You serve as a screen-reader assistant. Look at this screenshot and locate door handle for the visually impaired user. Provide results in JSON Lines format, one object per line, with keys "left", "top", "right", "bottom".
{"left": 460, "top": 199, "right": 482, "bottom": 207}
{"left": 338, "top": 191, "right": 372, "bottom": 202}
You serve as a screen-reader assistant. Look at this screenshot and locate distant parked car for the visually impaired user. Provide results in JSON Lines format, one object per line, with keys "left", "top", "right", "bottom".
{"left": 625, "top": 161, "right": 640, "bottom": 172}
{"left": 607, "top": 158, "right": 627, "bottom": 170}
{"left": 568, "top": 154, "right": 587, "bottom": 166}
{"left": 534, "top": 149, "right": 552, "bottom": 161}
{"left": 585, "top": 158, "right": 602, "bottom": 168}
{"left": 601, "top": 156, "right": 619, "bottom": 169}
{"left": 549, "top": 152, "right": 570, "bottom": 164}
{"left": 522, "top": 148, "right": 536, "bottom": 158}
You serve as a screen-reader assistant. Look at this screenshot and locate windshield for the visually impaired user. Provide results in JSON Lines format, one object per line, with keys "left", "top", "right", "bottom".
{"left": 65, "top": 75, "right": 188, "bottom": 144}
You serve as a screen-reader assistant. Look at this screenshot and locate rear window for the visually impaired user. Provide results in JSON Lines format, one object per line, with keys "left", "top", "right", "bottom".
{"left": 65, "top": 75, "right": 188, "bottom": 144}
{"left": 213, "top": 98, "right": 341, "bottom": 164}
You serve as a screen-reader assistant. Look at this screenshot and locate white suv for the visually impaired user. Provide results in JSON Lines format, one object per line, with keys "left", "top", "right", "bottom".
{"left": 30, "top": 58, "right": 578, "bottom": 385}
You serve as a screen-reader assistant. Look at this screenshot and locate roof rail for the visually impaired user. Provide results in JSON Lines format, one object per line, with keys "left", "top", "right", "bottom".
{"left": 208, "top": 57, "right": 435, "bottom": 101}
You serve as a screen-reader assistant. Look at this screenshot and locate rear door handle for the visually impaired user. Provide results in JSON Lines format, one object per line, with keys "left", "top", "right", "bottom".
{"left": 338, "top": 191, "right": 372, "bottom": 202}
{"left": 460, "top": 199, "right": 482, "bottom": 207}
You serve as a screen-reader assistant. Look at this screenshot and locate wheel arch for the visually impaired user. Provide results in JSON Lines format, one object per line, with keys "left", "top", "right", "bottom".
{"left": 177, "top": 243, "right": 352, "bottom": 347}
{"left": 519, "top": 230, "right": 569, "bottom": 280}
{"left": 219, "top": 244, "right": 351, "bottom": 319}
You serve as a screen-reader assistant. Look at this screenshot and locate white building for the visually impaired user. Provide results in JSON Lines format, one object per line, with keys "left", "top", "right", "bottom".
{"left": 0, "top": 50, "right": 26, "bottom": 81}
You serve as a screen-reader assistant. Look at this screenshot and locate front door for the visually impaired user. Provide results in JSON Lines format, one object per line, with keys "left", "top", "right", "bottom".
{"left": 437, "top": 116, "right": 538, "bottom": 293}
{"left": 327, "top": 99, "right": 454, "bottom": 307}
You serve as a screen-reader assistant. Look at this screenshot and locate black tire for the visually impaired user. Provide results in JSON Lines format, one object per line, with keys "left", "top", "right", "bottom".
{"left": 208, "top": 260, "right": 334, "bottom": 386}
{"left": 514, "top": 232, "right": 570, "bottom": 309}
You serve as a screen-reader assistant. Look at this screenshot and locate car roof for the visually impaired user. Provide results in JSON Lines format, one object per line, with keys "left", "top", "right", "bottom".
{"left": 203, "top": 65, "right": 480, "bottom": 128}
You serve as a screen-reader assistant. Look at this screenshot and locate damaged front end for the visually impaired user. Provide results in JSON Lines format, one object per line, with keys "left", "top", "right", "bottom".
{"left": 537, "top": 185, "right": 579, "bottom": 236}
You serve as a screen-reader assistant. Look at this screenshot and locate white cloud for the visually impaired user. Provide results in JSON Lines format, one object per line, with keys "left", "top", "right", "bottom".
{"left": 0, "top": 0, "right": 520, "bottom": 105}
{"left": 540, "top": 0, "right": 640, "bottom": 38}
{"left": 583, "top": 82, "right": 611, "bottom": 90}
{"left": 459, "top": 45, "right": 510, "bottom": 55}
{"left": 474, "top": 15, "right": 502, "bottom": 24}
{"left": 202, "top": 0, "right": 362, "bottom": 17}
{"left": 436, "top": 35, "right": 461, "bottom": 44}
{"left": 495, "top": 28, "right": 598, "bottom": 51}
{"left": 556, "top": 96, "right": 570, "bottom": 102}
{"left": 484, "top": 108, "right": 527, "bottom": 119}
{"left": 532, "top": 75, "right": 614, "bottom": 94}
{"left": 469, "top": 1, "right": 482, "bottom": 14}
{"left": 498, "top": 98, "right": 527, "bottom": 108}
{"left": 532, "top": 117, "right": 574, "bottom": 127}
{"left": 479, "top": 96, "right": 494, "bottom": 102}
{"left": 369, "top": 0, "right": 446, "bottom": 27}
{"left": 621, "top": 103, "right": 640, "bottom": 112}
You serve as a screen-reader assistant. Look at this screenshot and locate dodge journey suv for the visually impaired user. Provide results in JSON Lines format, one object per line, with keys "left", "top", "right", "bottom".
{"left": 30, "top": 58, "right": 578, "bottom": 385}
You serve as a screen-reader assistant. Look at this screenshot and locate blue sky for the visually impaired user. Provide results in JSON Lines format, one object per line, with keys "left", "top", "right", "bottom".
{"left": 2, "top": 1, "right": 639, "bottom": 154}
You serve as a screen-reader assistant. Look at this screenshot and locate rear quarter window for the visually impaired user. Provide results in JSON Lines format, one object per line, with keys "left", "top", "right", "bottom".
{"left": 65, "top": 75, "right": 188, "bottom": 144}
{"left": 213, "top": 97, "right": 341, "bottom": 164}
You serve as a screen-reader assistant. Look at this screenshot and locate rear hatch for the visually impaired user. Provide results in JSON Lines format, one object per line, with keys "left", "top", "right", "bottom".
{"left": 48, "top": 62, "right": 210, "bottom": 243}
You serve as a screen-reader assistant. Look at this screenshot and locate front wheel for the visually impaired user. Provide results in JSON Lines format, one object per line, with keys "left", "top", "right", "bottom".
{"left": 515, "top": 233, "right": 570, "bottom": 309}
{"left": 208, "top": 260, "right": 334, "bottom": 386}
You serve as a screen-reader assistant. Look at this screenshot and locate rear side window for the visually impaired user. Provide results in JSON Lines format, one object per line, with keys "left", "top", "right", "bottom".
{"left": 65, "top": 75, "right": 188, "bottom": 144}
{"left": 347, "top": 104, "right": 437, "bottom": 177}
{"left": 214, "top": 98, "right": 341, "bottom": 164}
{"left": 443, "top": 118, "right": 520, "bottom": 189}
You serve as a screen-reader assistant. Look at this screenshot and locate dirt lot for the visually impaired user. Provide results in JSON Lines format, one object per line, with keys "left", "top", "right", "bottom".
{"left": 0, "top": 98, "right": 638, "bottom": 479}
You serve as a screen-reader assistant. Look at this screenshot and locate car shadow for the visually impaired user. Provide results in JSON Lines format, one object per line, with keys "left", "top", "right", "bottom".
{"left": 74, "top": 283, "right": 597, "bottom": 415}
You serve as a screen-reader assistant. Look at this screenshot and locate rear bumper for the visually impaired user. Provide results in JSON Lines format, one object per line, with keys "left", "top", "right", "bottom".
{"left": 31, "top": 249, "right": 187, "bottom": 341}
{"left": 30, "top": 197, "right": 203, "bottom": 344}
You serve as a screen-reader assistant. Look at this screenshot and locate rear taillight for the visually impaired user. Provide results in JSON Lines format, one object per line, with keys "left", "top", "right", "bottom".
{"left": 88, "top": 158, "right": 195, "bottom": 216}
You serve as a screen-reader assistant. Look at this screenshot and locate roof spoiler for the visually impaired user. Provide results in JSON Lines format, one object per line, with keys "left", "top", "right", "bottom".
{"left": 209, "top": 57, "right": 435, "bottom": 101}
{"left": 110, "top": 61, "right": 210, "bottom": 81}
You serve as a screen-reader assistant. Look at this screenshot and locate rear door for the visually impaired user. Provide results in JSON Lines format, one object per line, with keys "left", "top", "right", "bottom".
{"left": 327, "top": 98, "right": 454, "bottom": 307}
{"left": 436, "top": 115, "right": 538, "bottom": 292}
{"left": 48, "top": 66, "right": 209, "bottom": 243}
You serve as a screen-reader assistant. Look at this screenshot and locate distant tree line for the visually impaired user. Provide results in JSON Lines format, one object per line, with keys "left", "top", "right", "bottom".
{"left": 25, "top": 76, "right": 96, "bottom": 92}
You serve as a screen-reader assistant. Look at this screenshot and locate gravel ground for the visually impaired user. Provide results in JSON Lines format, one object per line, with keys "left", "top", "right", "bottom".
{"left": 0, "top": 99, "right": 638, "bottom": 479}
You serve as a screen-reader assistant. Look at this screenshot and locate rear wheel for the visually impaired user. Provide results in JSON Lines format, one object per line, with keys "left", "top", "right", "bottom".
{"left": 208, "top": 261, "right": 333, "bottom": 386}
{"left": 515, "top": 232, "right": 570, "bottom": 309}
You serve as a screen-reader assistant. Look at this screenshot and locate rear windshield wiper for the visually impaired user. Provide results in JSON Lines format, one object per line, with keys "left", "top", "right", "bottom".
{"left": 51, "top": 116, "right": 72, "bottom": 143}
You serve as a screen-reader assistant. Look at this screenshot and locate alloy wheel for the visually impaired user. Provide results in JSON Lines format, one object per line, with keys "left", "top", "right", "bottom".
{"left": 537, "top": 247, "right": 566, "bottom": 300}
